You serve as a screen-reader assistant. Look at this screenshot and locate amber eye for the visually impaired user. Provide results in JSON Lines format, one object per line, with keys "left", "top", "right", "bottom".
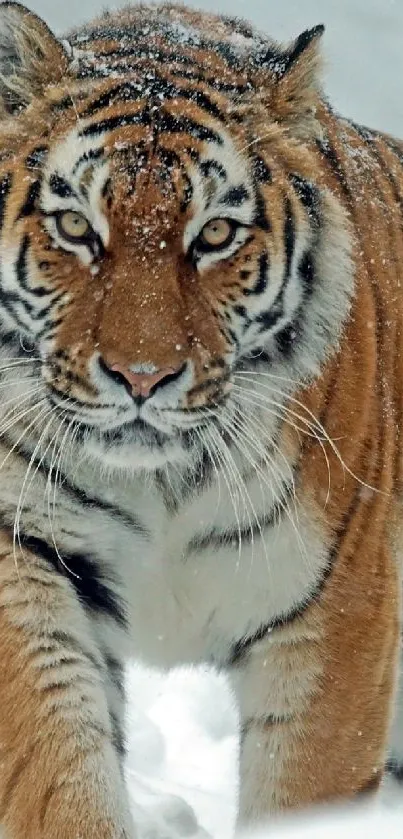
{"left": 56, "top": 211, "right": 91, "bottom": 242}
{"left": 198, "top": 218, "right": 235, "bottom": 251}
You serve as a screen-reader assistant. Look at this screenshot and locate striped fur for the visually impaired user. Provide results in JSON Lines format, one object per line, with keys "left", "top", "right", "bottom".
{"left": 0, "top": 2, "right": 402, "bottom": 835}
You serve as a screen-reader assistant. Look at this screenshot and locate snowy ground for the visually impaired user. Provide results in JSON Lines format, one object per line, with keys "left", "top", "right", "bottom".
{"left": 26, "top": 0, "right": 403, "bottom": 835}
{"left": 124, "top": 664, "right": 403, "bottom": 838}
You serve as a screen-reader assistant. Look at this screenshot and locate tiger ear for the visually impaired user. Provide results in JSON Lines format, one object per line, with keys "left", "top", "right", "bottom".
{"left": 258, "top": 25, "right": 325, "bottom": 138}
{"left": 0, "top": 1, "right": 70, "bottom": 116}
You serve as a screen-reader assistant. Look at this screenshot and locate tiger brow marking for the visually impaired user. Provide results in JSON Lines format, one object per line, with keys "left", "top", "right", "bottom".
{"left": 79, "top": 77, "right": 228, "bottom": 124}
{"left": 49, "top": 174, "right": 78, "bottom": 200}
{"left": 79, "top": 109, "right": 151, "bottom": 137}
{"left": 219, "top": 185, "right": 249, "bottom": 206}
{"left": 79, "top": 106, "right": 223, "bottom": 145}
{"left": 71, "top": 147, "right": 105, "bottom": 175}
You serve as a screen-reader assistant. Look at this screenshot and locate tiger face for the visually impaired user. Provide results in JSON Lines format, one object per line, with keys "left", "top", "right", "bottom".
{"left": 0, "top": 3, "right": 352, "bottom": 472}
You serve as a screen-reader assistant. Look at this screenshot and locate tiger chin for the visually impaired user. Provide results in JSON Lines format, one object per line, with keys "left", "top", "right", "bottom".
{"left": 0, "top": 1, "right": 402, "bottom": 837}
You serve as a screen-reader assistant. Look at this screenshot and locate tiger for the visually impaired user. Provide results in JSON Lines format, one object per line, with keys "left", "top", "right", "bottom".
{"left": 0, "top": 0, "right": 403, "bottom": 836}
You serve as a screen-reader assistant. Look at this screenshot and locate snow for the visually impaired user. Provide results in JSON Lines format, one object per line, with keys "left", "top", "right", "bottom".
{"left": 24, "top": 1, "right": 403, "bottom": 835}
{"left": 126, "top": 665, "right": 238, "bottom": 838}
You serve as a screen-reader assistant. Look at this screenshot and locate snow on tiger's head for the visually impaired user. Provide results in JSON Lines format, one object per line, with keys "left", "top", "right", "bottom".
{"left": 0, "top": 2, "right": 352, "bottom": 470}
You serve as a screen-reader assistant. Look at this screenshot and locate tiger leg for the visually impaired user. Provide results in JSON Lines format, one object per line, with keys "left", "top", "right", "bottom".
{"left": 0, "top": 539, "right": 134, "bottom": 839}
{"left": 227, "top": 593, "right": 399, "bottom": 826}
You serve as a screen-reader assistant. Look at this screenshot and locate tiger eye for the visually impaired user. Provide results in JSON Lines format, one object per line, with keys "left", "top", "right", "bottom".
{"left": 200, "top": 218, "right": 233, "bottom": 248}
{"left": 57, "top": 211, "right": 91, "bottom": 241}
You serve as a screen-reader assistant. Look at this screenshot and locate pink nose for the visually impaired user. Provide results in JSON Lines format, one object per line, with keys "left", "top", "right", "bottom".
{"left": 109, "top": 363, "right": 178, "bottom": 398}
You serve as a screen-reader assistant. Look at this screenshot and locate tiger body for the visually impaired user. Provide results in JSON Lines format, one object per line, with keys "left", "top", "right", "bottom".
{"left": 0, "top": 1, "right": 402, "bottom": 836}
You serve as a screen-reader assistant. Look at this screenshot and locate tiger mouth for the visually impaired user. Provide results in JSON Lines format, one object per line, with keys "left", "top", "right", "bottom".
{"left": 99, "top": 417, "right": 170, "bottom": 447}
{"left": 72, "top": 415, "right": 176, "bottom": 449}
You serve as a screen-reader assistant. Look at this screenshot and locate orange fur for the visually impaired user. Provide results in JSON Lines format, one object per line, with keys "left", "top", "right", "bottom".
{"left": 0, "top": 2, "right": 403, "bottom": 834}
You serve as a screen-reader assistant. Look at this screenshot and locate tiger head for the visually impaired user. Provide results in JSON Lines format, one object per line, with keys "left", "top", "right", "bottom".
{"left": 0, "top": 2, "right": 352, "bottom": 472}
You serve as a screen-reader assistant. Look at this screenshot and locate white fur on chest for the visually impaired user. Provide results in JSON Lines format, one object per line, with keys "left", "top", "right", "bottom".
{"left": 117, "top": 478, "right": 328, "bottom": 669}
{"left": 1, "top": 446, "right": 328, "bottom": 670}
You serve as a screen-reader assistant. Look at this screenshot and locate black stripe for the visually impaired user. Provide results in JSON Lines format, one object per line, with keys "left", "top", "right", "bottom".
{"left": 219, "top": 185, "right": 249, "bottom": 207}
{"left": 72, "top": 23, "right": 244, "bottom": 72}
{"left": 289, "top": 174, "right": 320, "bottom": 227}
{"left": 316, "top": 138, "right": 351, "bottom": 199}
{"left": 253, "top": 187, "right": 270, "bottom": 231}
{"left": 71, "top": 25, "right": 132, "bottom": 43}
{"left": 15, "top": 234, "right": 31, "bottom": 291}
{"left": 92, "top": 33, "right": 246, "bottom": 73}
{"left": 284, "top": 196, "right": 295, "bottom": 281}
{"left": 256, "top": 294, "right": 285, "bottom": 333}
{"left": 1, "top": 428, "right": 148, "bottom": 536}
{"left": 0, "top": 275, "right": 53, "bottom": 327}
{"left": 228, "top": 481, "right": 362, "bottom": 666}
{"left": 158, "top": 110, "right": 223, "bottom": 145}
{"left": 72, "top": 147, "right": 105, "bottom": 174}
{"left": 299, "top": 250, "right": 315, "bottom": 294}
{"left": 0, "top": 287, "right": 53, "bottom": 322}
{"left": 49, "top": 173, "right": 76, "bottom": 199}
{"left": 80, "top": 77, "right": 226, "bottom": 124}
{"left": 79, "top": 109, "right": 151, "bottom": 138}
{"left": 186, "top": 487, "right": 292, "bottom": 557}
{"left": 9, "top": 528, "right": 128, "bottom": 627}
{"left": 187, "top": 372, "right": 229, "bottom": 400}
{"left": 36, "top": 628, "right": 101, "bottom": 672}
{"left": 252, "top": 155, "right": 272, "bottom": 184}
{"left": 275, "top": 321, "right": 300, "bottom": 357}
{"left": 15, "top": 235, "right": 55, "bottom": 301}
{"left": 0, "top": 289, "right": 31, "bottom": 330}
{"left": 93, "top": 45, "right": 196, "bottom": 67}
{"left": 0, "top": 172, "right": 12, "bottom": 228}
{"left": 200, "top": 159, "right": 227, "bottom": 180}
{"left": 17, "top": 179, "right": 41, "bottom": 219}
{"left": 244, "top": 252, "right": 269, "bottom": 296}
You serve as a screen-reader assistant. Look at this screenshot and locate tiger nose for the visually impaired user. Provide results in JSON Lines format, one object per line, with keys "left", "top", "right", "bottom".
{"left": 107, "top": 362, "right": 179, "bottom": 398}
